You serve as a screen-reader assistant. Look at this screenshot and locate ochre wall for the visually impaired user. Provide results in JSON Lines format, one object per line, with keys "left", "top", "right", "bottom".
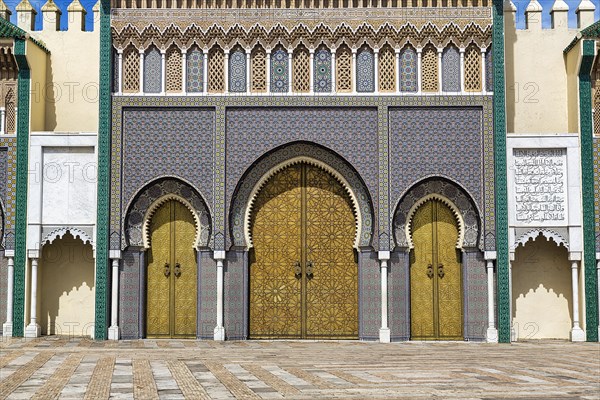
{"left": 30, "top": 23, "right": 100, "bottom": 132}
{"left": 512, "top": 235, "right": 573, "bottom": 339}
{"left": 504, "top": 13, "right": 578, "bottom": 134}
{"left": 39, "top": 233, "right": 95, "bottom": 337}
{"left": 27, "top": 40, "right": 47, "bottom": 132}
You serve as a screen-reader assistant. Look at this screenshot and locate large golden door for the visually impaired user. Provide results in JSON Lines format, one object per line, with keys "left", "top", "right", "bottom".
{"left": 147, "top": 200, "right": 197, "bottom": 338}
{"left": 410, "top": 199, "right": 463, "bottom": 340}
{"left": 249, "top": 163, "right": 358, "bottom": 339}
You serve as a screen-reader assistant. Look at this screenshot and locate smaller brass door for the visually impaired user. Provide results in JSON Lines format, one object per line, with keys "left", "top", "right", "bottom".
{"left": 146, "top": 200, "right": 197, "bottom": 338}
{"left": 410, "top": 199, "right": 463, "bottom": 340}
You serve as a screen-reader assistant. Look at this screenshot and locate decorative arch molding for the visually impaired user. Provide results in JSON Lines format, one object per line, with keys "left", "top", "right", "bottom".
{"left": 513, "top": 229, "right": 570, "bottom": 251}
{"left": 41, "top": 228, "right": 94, "bottom": 249}
{"left": 405, "top": 194, "right": 465, "bottom": 250}
{"left": 393, "top": 178, "right": 482, "bottom": 250}
{"left": 123, "top": 177, "right": 212, "bottom": 250}
{"left": 244, "top": 156, "right": 362, "bottom": 249}
{"left": 230, "top": 142, "right": 374, "bottom": 249}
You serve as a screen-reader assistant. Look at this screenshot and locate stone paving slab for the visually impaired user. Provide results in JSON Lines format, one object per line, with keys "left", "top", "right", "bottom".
{"left": 0, "top": 338, "right": 598, "bottom": 399}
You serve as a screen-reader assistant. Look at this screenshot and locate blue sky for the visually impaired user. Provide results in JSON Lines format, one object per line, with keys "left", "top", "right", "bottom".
{"left": 2, "top": 0, "right": 599, "bottom": 31}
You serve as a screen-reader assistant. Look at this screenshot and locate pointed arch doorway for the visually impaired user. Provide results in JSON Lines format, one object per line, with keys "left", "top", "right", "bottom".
{"left": 146, "top": 199, "right": 197, "bottom": 338}
{"left": 410, "top": 198, "right": 463, "bottom": 340}
{"left": 248, "top": 163, "right": 358, "bottom": 339}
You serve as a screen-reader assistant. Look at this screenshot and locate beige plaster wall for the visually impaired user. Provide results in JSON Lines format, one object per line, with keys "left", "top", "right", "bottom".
{"left": 27, "top": 41, "right": 47, "bottom": 132}
{"left": 504, "top": 15, "right": 578, "bottom": 134}
{"left": 30, "top": 24, "right": 100, "bottom": 132}
{"left": 39, "top": 233, "right": 95, "bottom": 337}
{"left": 512, "top": 235, "right": 573, "bottom": 339}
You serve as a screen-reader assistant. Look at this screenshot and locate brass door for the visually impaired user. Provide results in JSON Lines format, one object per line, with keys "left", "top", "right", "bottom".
{"left": 146, "top": 200, "right": 197, "bottom": 338}
{"left": 410, "top": 199, "right": 462, "bottom": 340}
{"left": 249, "top": 163, "right": 358, "bottom": 339}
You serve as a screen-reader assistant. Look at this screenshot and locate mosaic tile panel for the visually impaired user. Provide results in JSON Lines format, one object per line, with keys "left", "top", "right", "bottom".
{"left": 225, "top": 108, "right": 378, "bottom": 249}
{"left": 485, "top": 47, "right": 493, "bottom": 93}
{"left": 198, "top": 250, "right": 217, "bottom": 339}
{"left": 463, "top": 250, "right": 488, "bottom": 341}
{"left": 186, "top": 48, "right": 204, "bottom": 93}
{"left": 229, "top": 49, "right": 247, "bottom": 93}
{"left": 442, "top": 46, "right": 461, "bottom": 92}
{"left": 594, "top": 137, "right": 599, "bottom": 251}
{"left": 393, "top": 179, "right": 482, "bottom": 250}
{"left": 358, "top": 250, "right": 381, "bottom": 340}
{"left": 399, "top": 47, "right": 417, "bottom": 93}
{"left": 389, "top": 107, "right": 484, "bottom": 244}
{"left": 224, "top": 250, "right": 247, "bottom": 340}
{"left": 119, "top": 249, "right": 142, "bottom": 339}
{"left": 314, "top": 48, "right": 332, "bottom": 93}
{"left": 0, "top": 136, "right": 17, "bottom": 250}
{"left": 0, "top": 250, "right": 5, "bottom": 334}
{"left": 120, "top": 108, "right": 215, "bottom": 238}
{"left": 112, "top": 49, "right": 119, "bottom": 93}
{"left": 123, "top": 178, "right": 211, "bottom": 250}
{"left": 389, "top": 251, "right": 410, "bottom": 340}
{"left": 270, "top": 47, "right": 288, "bottom": 93}
{"left": 144, "top": 47, "right": 162, "bottom": 94}
{"left": 356, "top": 47, "right": 374, "bottom": 93}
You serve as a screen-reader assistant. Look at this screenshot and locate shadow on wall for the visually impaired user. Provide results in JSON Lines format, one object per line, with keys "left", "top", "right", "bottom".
{"left": 40, "top": 232, "right": 95, "bottom": 337}
{"left": 512, "top": 234, "right": 572, "bottom": 340}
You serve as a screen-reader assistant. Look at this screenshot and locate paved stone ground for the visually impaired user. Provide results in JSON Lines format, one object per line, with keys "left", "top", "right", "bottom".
{"left": 0, "top": 338, "right": 598, "bottom": 399}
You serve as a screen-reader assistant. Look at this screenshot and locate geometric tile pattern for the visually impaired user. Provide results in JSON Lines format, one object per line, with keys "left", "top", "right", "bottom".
{"left": 389, "top": 107, "right": 486, "bottom": 249}
{"left": 144, "top": 46, "right": 162, "bottom": 93}
{"left": 393, "top": 178, "right": 482, "bottom": 250}
{"left": 463, "top": 250, "right": 488, "bottom": 341}
{"left": 0, "top": 250, "right": 5, "bottom": 334}
{"left": 225, "top": 108, "right": 378, "bottom": 249}
{"left": 229, "top": 48, "right": 246, "bottom": 93}
{"left": 198, "top": 251, "right": 217, "bottom": 339}
{"left": 0, "top": 136, "right": 16, "bottom": 250}
{"left": 442, "top": 46, "right": 461, "bottom": 92}
{"left": 270, "top": 47, "right": 288, "bottom": 93}
{"left": 119, "top": 249, "right": 142, "bottom": 339}
{"left": 358, "top": 250, "right": 381, "bottom": 340}
{"left": 314, "top": 47, "right": 332, "bottom": 93}
{"left": 356, "top": 46, "right": 374, "bottom": 93}
{"left": 224, "top": 250, "right": 246, "bottom": 340}
{"left": 116, "top": 108, "right": 215, "bottom": 247}
{"left": 186, "top": 47, "right": 204, "bottom": 93}
{"left": 594, "top": 137, "right": 599, "bottom": 251}
{"left": 388, "top": 251, "right": 410, "bottom": 340}
{"left": 399, "top": 46, "right": 417, "bottom": 93}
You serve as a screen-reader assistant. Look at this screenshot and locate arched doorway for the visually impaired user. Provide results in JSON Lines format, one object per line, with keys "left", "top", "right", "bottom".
{"left": 512, "top": 234, "right": 572, "bottom": 340}
{"left": 410, "top": 199, "right": 463, "bottom": 340}
{"left": 249, "top": 163, "right": 358, "bottom": 339}
{"left": 146, "top": 199, "right": 197, "bottom": 338}
{"left": 40, "top": 232, "right": 95, "bottom": 337}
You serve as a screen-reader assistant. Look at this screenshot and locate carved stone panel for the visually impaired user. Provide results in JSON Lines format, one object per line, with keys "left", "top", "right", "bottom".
{"left": 511, "top": 148, "right": 567, "bottom": 227}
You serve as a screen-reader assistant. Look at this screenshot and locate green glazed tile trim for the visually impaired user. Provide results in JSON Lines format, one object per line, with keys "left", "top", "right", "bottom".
{"left": 579, "top": 39, "right": 598, "bottom": 342}
{"left": 492, "top": 0, "right": 510, "bottom": 343}
{"left": 12, "top": 38, "right": 30, "bottom": 337}
{"left": 95, "top": 0, "right": 111, "bottom": 340}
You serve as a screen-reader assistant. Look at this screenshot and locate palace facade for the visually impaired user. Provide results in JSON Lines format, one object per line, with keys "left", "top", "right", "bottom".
{"left": 0, "top": 0, "right": 598, "bottom": 343}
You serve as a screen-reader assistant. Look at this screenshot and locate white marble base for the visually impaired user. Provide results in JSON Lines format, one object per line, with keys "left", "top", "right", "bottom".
{"left": 214, "top": 326, "right": 225, "bottom": 341}
{"left": 571, "top": 327, "right": 585, "bottom": 342}
{"left": 2, "top": 322, "right": 12, "bottom": 338}
{"left": 25, "top": 323, "right": 40, "bottom": 338}
{"left": 379, "top": 328, "right": 390, "bottom": 343}
{"left": 108, "top": 326, "right": 120, "bottom": 341}
{"left": 486, "top": 328, "right": 498, "bottom": 343}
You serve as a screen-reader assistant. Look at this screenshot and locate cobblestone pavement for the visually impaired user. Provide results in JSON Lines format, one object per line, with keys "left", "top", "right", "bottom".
{"left": 0, "top": 338, "right": 599, "bottom": 399}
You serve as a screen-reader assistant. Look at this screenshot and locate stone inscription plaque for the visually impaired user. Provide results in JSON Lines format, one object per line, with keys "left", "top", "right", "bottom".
{"left": 513, "top": 148, "right": 566, "bottom": 225}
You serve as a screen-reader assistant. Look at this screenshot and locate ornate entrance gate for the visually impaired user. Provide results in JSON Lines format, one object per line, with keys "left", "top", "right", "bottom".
{"left": 146, "top": 200, "right": 197, "bottom": 338}
{"left": 410, "top": 199, "right": 463, "bottom": 340}
{"left": 249, "top": 163, "right": 358, "bottom": 339}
